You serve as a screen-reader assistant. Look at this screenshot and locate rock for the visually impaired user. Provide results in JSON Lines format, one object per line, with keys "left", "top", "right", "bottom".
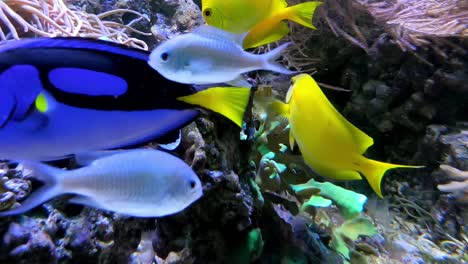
{"left": 0, "top": 191, "right": 16, "bottom": 211}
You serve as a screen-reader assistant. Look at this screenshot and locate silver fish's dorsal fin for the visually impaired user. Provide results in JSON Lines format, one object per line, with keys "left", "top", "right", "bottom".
{"left": 192, "top": 25, "right": 247, "bottom": 46}
{"left": 74, "top": 150, "right": 127, "bottom": 166}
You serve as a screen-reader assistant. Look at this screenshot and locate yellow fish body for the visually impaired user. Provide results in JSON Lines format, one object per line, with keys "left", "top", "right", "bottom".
{"left": 271, "top": 74, "right": 422, "bottom": 197}
{"left": 202, "top": 0, "right": 323, "bottom": 48}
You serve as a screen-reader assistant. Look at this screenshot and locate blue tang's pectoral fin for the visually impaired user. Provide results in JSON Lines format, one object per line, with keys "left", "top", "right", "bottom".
{"left": 14, "top": 91, "right": 57, "bottom": 133}
{"left": 0, "top": 65, "right": 43, "bottom": 122}
{"left": 0, "top": 87, "right": 15, "bottom": 128}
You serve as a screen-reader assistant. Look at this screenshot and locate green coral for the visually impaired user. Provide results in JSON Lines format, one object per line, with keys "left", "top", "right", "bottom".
{"left": 255, "top": 151, "right": 287, "bottom": 191}
{"left": 303, "top": 195, "right": 332, "bottom": 208}
{"left": 227, "top": 228, "right": 264, "bottom": 264}
{"left": 331, "top": 217, "right": 377, "bottom": 260}
{"left": 291, "top": 179, "right": 368, "bottom": 219}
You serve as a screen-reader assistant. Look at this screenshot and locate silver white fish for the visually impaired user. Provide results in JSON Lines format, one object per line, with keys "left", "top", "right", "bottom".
{"left": 0, "top": 149, "right": 203, "bottom": 218}
{"left": 148, "top": 25, "right": 294, "bottom": 87}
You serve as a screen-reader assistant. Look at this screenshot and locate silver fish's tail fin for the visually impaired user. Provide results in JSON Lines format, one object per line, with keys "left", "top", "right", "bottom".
{"left": 261, "top": 42, "right": 297, "bottom": 75}
{"left": 0, "top": 162, "right": 65, "bottom": 217}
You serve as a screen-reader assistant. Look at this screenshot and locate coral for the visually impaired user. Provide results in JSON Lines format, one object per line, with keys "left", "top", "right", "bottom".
{"left": 258, "top": 203, "right": 343, "bottom": 263}
{"left": 225, "top": 228, "right": 264, "bottom": 264}
{"left": 320, "top": 0, "right": 373, "bottom": 51}
{"left": 255, "top": 151, "right": 287, "bottom": 192}
{"left": 387, "top": 233, "right": 464, "bottom": 263}
{"left": 359, "top": 0, "right": 468, "bottom": 51}
{"left": 150, "top": 0, "right": 204, "bottom": 42}
{"left": 292, "top": 179, "right": 368, "bottom": 219}
{"left": 182, "top": 122, "right": 207, "bottom": 170}
{"left": 0, "top": 166, "right": 31, "bottom": 212}
{"left": 129, "top": 231, "right": 157, "bottom": 264}
{"left": 0, "top": 0, "right": 151, "bottom": 49}
{"left": 0, "top": 191, "right": 15, "bottom": 211}
{"left": 437, "top": 164, "right": 468, "bottom": 203}
{"left": 330, "top": 217, "right": 377, "bottom": 259}
{"left": 318, "top": 0, "right": 468, "bottom": 52}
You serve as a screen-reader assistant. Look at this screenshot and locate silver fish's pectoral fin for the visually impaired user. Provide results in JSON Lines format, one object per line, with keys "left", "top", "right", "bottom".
{"left": 227, "top": 75, "right": 252, "bottom": 88}
{"left": 68, "top": 195, "right": 106, "bottom": 210}
{"left": 186, "top": 58, "right": 213, "bottom": 74}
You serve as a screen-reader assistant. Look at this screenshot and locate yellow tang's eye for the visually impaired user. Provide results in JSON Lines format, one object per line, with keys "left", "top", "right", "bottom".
{"left": 203, "top": 8, "right": 212, "bottom": 17}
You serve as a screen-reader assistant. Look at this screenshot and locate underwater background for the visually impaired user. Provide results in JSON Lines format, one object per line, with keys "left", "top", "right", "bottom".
{"left": 0, "top": 0, "right": 467, "bottom": 263}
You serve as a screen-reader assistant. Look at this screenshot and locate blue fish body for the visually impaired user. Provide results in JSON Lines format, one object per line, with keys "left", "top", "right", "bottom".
{"left": 0, "top": 38, "right": 203, "bottom": 160}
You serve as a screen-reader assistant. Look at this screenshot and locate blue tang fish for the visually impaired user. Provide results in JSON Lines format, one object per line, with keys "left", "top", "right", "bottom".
{"left": 0, "top": 37, "right": 250, "bottom": 160}
{"left": 0, "top": 149, "right": 203, "bottom": 218}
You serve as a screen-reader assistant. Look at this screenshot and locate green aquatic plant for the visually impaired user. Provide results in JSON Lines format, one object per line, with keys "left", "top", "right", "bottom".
{"left": 292, "top": 179, "right": 368, "bottom": 219}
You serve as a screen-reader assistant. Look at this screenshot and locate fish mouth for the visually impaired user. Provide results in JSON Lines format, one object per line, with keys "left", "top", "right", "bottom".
{"left": 286, "top": 82, "right": 296, "bottom": 103}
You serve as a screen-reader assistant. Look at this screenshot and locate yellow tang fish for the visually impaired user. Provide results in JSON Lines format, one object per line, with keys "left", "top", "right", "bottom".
{"left": 202, "top": 0, "right": 323, "bottom": 49}
{"left": 270, "top": 74, "right": 423, "bottom": 197}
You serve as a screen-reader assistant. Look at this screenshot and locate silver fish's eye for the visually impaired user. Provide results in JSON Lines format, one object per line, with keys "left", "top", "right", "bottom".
{"left": 189, "top": 180, "right": 196, "bottom": 189}
{"left": 161, "top": 52, "right": 169, "bottom": 61}
{"left": 203, "top": 8, "right": 212, "bottom": 17}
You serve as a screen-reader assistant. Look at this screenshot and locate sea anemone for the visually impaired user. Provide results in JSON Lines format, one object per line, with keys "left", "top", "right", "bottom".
{"left": 0, "top": 0, "right": 151, "bottom": 49}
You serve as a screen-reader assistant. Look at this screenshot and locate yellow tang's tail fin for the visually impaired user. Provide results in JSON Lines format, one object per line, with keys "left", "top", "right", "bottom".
{"left": 177, "top": 87, "right": 251, "bottom": 127}
{"left": 360, "top": 158, "right": 424, "bottom": 198}
{"left": 285, "top": 1, "right": 323, "bottom": 29}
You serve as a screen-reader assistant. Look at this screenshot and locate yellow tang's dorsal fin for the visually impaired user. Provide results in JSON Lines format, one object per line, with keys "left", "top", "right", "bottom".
{"left": 177, "top": 87, "right": 251, "bottom": 127}
{"left": 272, "top": 0, "right": 288, "bottom": 11}
{"left": 341, "top": 116, "right": 374, "bottom": 154}
{"left": 308, "top": 75, "right": 374, "bottom": 154}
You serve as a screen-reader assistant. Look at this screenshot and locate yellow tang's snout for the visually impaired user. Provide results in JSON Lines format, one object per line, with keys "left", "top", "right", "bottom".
{"left": 202, "top": 5, "right": 225, "bottom": 29}
{"left": 286, "top": 73, "right": 308, "bottom": 103}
